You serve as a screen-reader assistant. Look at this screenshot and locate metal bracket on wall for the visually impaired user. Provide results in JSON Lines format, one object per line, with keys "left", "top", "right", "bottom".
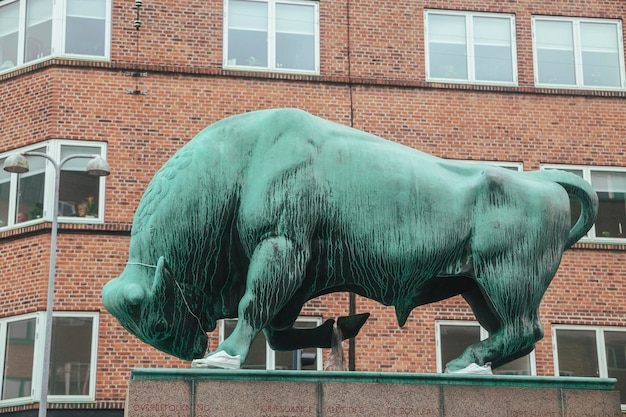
{"left": 125, "top": 88, "right": 148, "bottom": 95}
{"left": 125, "top": 71, "right": 148, "bottom": 95}
{"left": 125, "top": 71, "right": 148, "bottom": 78}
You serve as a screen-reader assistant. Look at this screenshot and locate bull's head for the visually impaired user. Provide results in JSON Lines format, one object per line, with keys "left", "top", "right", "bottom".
{"left": 102, "top": 256, "right": 212, "bottom": 361}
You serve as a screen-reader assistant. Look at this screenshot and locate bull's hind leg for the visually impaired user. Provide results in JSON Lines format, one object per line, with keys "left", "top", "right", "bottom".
{"left": 192, "top": 236, "right": 309, "bottom": 368}
{"left": 445, "top": 263, "right": 550, "bottom": 373}
{"left": 445, "top": 311, "right": 544, "bottom": 373}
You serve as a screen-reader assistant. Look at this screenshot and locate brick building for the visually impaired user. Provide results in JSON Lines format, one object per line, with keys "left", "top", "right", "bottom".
{"left": 1, "top": 0, "right": 625, "bottom": 415}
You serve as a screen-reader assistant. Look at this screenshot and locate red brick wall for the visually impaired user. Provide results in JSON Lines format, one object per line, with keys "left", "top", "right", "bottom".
{"left": 1, "top": 0, "right": 625, "bottom": 407}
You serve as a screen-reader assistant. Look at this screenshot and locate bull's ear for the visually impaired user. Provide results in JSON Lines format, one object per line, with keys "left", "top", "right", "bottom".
{"left": 151, "top": 256, "right": 173, "bottom": 296}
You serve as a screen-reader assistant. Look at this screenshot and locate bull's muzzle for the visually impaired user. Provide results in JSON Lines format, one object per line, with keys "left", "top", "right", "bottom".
{"left": 102, "top": 257, "right": 209, "bottom": 361}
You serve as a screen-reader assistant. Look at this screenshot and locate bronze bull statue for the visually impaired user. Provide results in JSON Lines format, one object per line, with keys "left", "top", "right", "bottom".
{"left": 102, "top": 108, "right": 598, "bottom": 372}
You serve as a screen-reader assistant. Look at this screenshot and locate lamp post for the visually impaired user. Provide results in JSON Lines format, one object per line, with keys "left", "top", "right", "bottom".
{"left": 3, "top": 151, "right": 110, "bottom": 417}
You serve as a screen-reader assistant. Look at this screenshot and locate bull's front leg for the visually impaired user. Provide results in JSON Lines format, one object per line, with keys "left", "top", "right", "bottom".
{"left": 192, "top": 236, "right": 308, "bottom": 369}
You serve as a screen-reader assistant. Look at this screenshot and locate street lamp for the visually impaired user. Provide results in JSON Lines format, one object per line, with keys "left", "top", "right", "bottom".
{"left": 3, "top": 151, "right": 110, "bottom": 417}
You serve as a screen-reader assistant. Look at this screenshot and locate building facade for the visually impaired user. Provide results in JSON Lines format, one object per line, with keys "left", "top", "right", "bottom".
{"left": 1, "top": 0, "right": 625, "bottom": 415}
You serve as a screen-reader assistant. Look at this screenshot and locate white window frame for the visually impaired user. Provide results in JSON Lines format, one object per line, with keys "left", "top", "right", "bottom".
{"left": 552, "top": 324, "right": 626, "bottom": 411}
{"left": 424, "top": 9, "right": 518, "bottom": 86}
{"left": 0, "top": 140, "right": 108, "bottom": 230}
{"left": 456, "top": 160, "right": 523, "bottom": 172}
{"left": 541, "top": 164, "right": 626, "bottom": 243}
{"left": 0, "top": 313, "right": 39, "bottom": 406}
{"left": 0, "top": 312, "right": 99, "bottom": 407}
{"left": 46, "top": 312, "right": 99, "bottom": 403}
{"left": 435, "top": 320, "right": 537, "bottom": 375}
{"left": 219, "top": 316, "right": 323, "bottom": 370}
{"left": 532, "top": 16, "right": 625, "bottom": 90}
{"left": 0, "top": 0, "right": 112, "bottom": 75}
{"left": 223, "top": 0, "right": 320, "bottom": 75}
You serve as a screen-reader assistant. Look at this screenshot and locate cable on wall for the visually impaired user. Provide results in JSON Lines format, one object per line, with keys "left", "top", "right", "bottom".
{"left": 126, "top": 0, "right": 148, "bottom": 95}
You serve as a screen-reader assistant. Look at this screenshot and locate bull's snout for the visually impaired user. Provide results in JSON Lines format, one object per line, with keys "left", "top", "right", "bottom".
{"left": 102, "top": 275, "right": 148, "bottom": 320}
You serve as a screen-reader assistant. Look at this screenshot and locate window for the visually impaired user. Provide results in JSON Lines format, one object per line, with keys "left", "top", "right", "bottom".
{"left": 425, "top": 10, "right": 517, "bottom": 85}
{"left": 436, "top": 321, "right": 536, "bottom": 375}
{"left": 0, "top": 140, "right": 108, "bottom": 230}
{"left": 553, "top": 325, "right": 626, "bottom": 409}
{"left": 224, "top": 0, "right": 319, "bottom": 74}
{"left": 0, "top": 312, "right": 98, "bottom": 406}
{"left": 220, "top": 317, "right": 322, "bottom": 370}
{"left": 0, "top": 0, "right": 111, "bottom": 73}
{"left": 541, "top": 165, "right": 626, "bottom": 241}
{"left": 532, "top": 16, "right": 625, "bottom": 89}
{"left": 1, "top": 316, "right": 35, "bottom": 402}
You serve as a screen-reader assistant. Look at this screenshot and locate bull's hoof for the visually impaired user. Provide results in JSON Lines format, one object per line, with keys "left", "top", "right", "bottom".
{"left": 337, "top": 313, "right": 370, "bottom": 340}
{"left": 191, "top": 351, "right": 241, "bottom": 369}
{"left": 445, "top": 361, "right": 492, "bottom": 375}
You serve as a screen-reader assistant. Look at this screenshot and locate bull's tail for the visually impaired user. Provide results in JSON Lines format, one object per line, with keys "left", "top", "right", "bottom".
{"left": 526, "top": 169, "right": 599, "bottom": 248}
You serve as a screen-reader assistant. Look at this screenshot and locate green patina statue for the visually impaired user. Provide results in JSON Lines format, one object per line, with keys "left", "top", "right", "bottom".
{"left": 102, "top": 108, "right": 598, "bottom": 372}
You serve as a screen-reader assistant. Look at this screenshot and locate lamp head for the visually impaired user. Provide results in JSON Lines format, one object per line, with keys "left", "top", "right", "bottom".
{"left": 86, "top": 157, "right": 111, "bottom": 177}
{"left": 3, "top": 153, "right": 29, "bottom": 174}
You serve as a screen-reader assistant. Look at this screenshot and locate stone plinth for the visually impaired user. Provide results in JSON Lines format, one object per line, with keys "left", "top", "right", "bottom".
{"left": 125, "top": 369, "right": 620, "bottom": 417}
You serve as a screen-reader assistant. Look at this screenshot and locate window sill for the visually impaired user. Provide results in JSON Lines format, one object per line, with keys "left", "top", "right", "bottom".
{"left": 426, "top": 77, "right": 518, "bottom": 88}
{"left": 573, "top": 240, "right": 626, "bottom": 250}
{"left": 534, "top": 83, "right": 625, "bottom": 92}
{"left": 0, "top": 221, "right": 132, "bottom": 241}
{"left": 0, "top": 56, "right": 110, "bottom": 81}
{"left": 0, "top": 400, "right": 125, "bottom": 412}
{"left": 223, "top": 65, "right": 320, "bottom": 76}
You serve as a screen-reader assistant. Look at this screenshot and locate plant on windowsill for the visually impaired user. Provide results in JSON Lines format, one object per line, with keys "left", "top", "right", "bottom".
{"left": 82, "top": 196, "right": 96, "bottom": 218}
{"left": 30, "top": 204, "right": 43, "bottom": 219}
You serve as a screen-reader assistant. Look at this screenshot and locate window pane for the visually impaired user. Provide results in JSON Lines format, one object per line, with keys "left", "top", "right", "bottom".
{"left": 0, "top": 1, "right": 19, "bottom": 71}
{"left": 17, "top": 173, "right": 45, "bottom": 222}
{"left": 0, "top": 158, "right": 9, "bottom": 227}
{"left": 428, "top": 14, "right": 467, "bottom": 80}
{"left": 561, "top": 169, "right": 584, "bottom": 230}
{"left": 591, "top": 171, "right": 626, "bottom": 238}
{"left": 67, "top": 0, "right": 106, "bottom": 18}
{"left": 59, "top": 145, "right": 102, "bottom": 218}
{"left": 49, "top": 317, "right": 93, "bottom": 396}
{"left": 16, "top": 149, "right": 47, "bottom": 223}
{"left": 274, "top": 320, "right": 318, "bottom": 370}
{"left": 583, "top": 50, "right": 622, "bottom": 87}
{"left": 493, "top": 354, "right": 532, "bottom": 375}
{"left": 276, "top": 3, "right": 314, "bottom": 34}
{"left": 474, "top": 17, "right": 510, "bottom": 47}
{"left": 536, "top": 20, "right": 573, "bottom": 49}
{"left": 25, "top": 0, "right": 53, "bottom": 62}
{"left": 276, "top": 3, "right": 315, "bottom": 71}
{"left": 59, "top": 172, "right": 100, "bottom": 217}
{"left": 227, "top": 0, "right": 268, "bottom": 67}
{"left": 65, "top": 0, "right": 106, "bottom": 57}
{"left": 439, "top": 324, "right": 480, "bottom": 369}
{"left": 429, "top": 14, "right": 466, "bottom": 44}
{"left": 474, "top": 17, "right": 513, "bottom": 83}
{"left": 581, "top": 23, "right": 621, "bottom": 87}
{"left": 556, "top": 329, "right": 599, "bottom": 377}
{"left": 604, "top": 331, "right": 626, "bottom": 405}
{"left": 2, "top": 318, "right": 36, "bottom": 400}
{"left": 223, "top": 319, "right": 266, "bottom": 369}
{"left": 535, "top": 20, "right": 576, "bottom": 85}
{"left": 475, "top": 45, "right": 513, "bottom": 82}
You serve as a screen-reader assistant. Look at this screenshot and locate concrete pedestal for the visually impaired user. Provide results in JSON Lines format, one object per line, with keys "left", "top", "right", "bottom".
{"left": 125, "top": 369, "right": 620, "bottom": 417}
